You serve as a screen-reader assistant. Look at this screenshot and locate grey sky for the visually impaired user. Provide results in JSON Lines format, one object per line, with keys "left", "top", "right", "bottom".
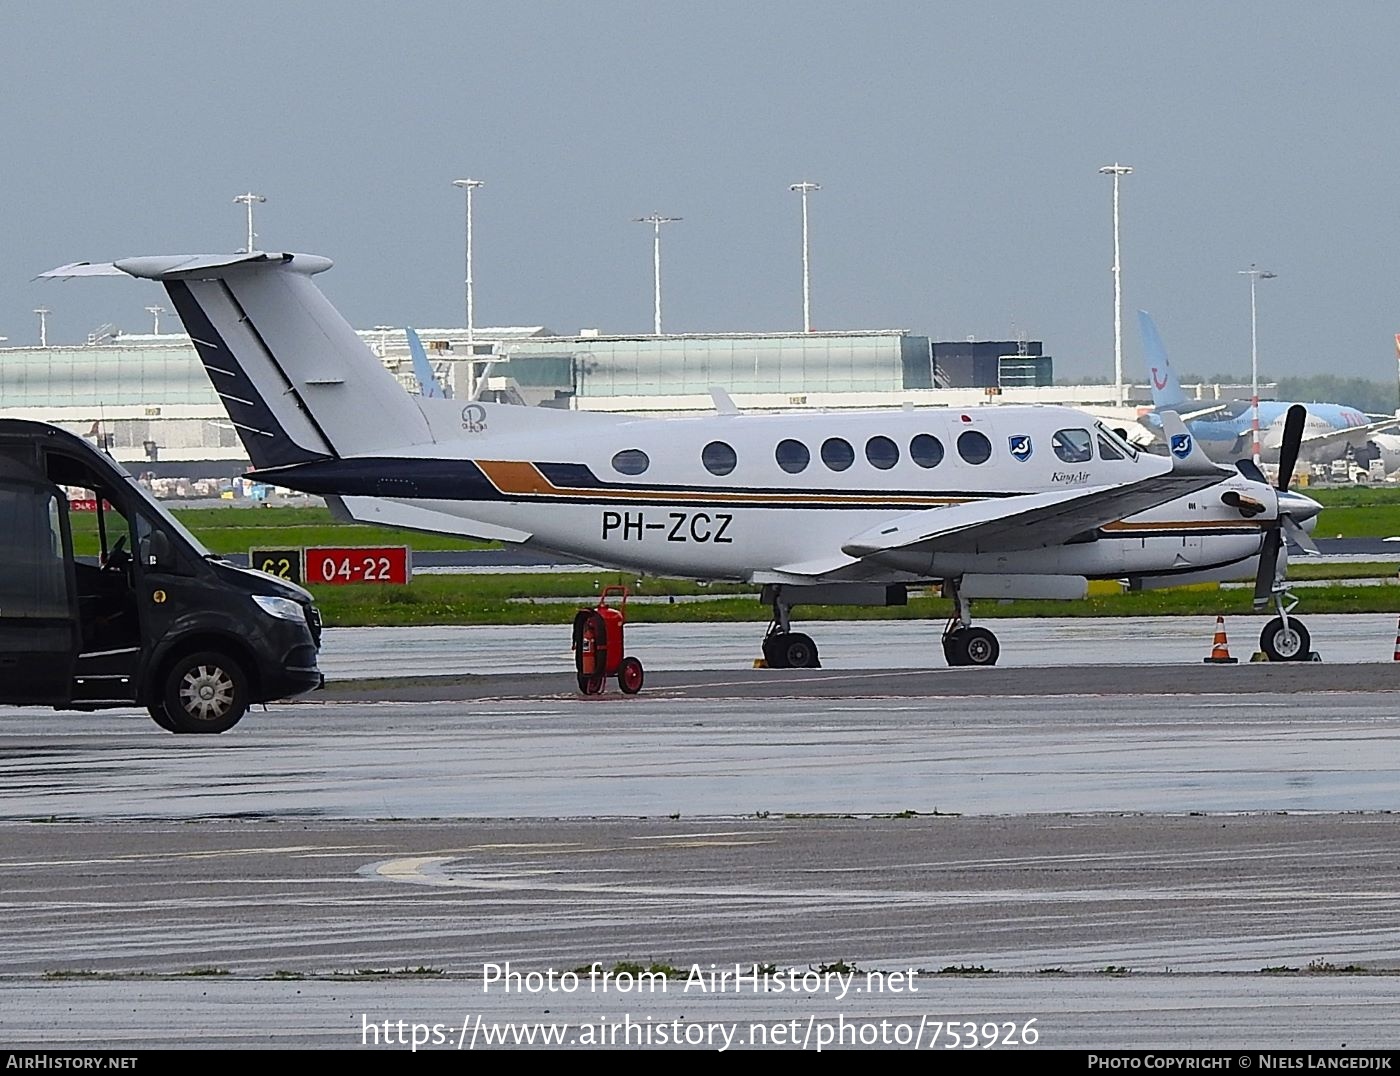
{"left": 2, "top": 2, "right": 1397, "bottom": 383}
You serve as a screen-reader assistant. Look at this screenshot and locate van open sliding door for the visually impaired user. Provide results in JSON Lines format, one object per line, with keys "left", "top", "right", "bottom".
{"left": 0, "top": 466, "right": 78, "bottom": 704}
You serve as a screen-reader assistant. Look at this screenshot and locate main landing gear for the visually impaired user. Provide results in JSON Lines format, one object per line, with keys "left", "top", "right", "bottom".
{"left": 756, "top": 579, "right": 1000, "bottom": 669}
{"left": 762, "top": 589, "right": 820, "bottom": 669}
{"left": 940, "top": 577, "right": 1000, "bottom": 667}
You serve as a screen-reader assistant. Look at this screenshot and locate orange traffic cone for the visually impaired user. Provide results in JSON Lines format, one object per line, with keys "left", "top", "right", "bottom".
{"left": 1392, "top": 618, "right": 1400, "bottom": 662}
{"left": 1203, "top": 615, "right": 1238, "bottom": 664}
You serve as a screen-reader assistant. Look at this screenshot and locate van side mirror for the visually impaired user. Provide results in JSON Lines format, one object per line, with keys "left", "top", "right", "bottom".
{"left": 142, "top": 529, "right": 174, "bottom": 571}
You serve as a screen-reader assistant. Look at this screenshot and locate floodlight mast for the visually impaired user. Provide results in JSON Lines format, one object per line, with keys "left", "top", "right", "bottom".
{"left": 789, "top": 181, "right": 821, "bottom": 332}
{"left": 1098, "top": 164, "right": 1133, "bottom": 406}
{"left": 634, "top": 213, "right": 681, "bottom": 334}
{"left": 1239, "top": 264, "right": 1278, "bottom": 465}
{"left": 232, "top": 192, "right": 266, "bottom": 253}
{"left": 453, "top": 178, "right": 486, "bottom": 397}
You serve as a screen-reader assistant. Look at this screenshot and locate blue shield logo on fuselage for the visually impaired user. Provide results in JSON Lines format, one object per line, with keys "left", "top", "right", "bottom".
{"left": 1170, "top": 432, "right": 1193, "bottom": 460}
{"left": 1009, "top": 434, "right": 1033, "bottom": 462}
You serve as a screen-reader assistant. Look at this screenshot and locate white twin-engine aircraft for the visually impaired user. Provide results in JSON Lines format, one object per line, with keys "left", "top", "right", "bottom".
{"left": 43, "top": 252, "right": 1323, "bottom": 667}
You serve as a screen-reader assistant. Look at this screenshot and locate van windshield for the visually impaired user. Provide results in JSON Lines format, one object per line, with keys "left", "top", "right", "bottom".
{"left": 109, "top": 461, "right": 213, "bottom": 558}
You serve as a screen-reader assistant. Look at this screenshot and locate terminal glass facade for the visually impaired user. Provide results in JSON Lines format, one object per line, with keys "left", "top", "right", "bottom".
{"left": 0, "top": 345, "right": 218, "bottom": 408}
{"left": 502, "top": 332, "right": 934, "bottom": 398}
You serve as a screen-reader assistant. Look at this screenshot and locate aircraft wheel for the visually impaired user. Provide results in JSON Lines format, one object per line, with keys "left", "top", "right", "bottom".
{"left": 780, "top": 632, "right": 820, "bottom": 669}
{"left": 961, "top": 626, "right": 1000, "bottom": 667}
{"left": 1260, "top": 617, "right": 1310, "bottom": 662}
{"left": 162, "top": 651, "right": 248, "bottom": 734}
{"left": 618, "top": 657, "right": 645, "bottom": 695}
{"left": 942, "top": 630, "right": 966, "bottom": 666}
{"left": 147, "top": 704, "right": 178, "bottom": 733}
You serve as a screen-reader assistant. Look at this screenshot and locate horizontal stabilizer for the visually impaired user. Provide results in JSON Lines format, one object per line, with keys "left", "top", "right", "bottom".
{"left": 44, "top": 251, "right": 432, "bottom": 469}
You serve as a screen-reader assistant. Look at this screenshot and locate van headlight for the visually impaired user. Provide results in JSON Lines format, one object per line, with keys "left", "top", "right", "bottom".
{"left": 253, "top": 594, "right": 307, "bottom": 622}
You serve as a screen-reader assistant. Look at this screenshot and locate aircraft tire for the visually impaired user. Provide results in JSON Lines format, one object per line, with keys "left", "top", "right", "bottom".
{"left": 1260, "top": 617, "right": 1310, "bottom": 662}
{"left": 942, "top": 630, "right": 966, "bottom": 666}
{"left": 162, "top": 651, "right": 248, "bottom": 734}
{"left": 762, "top": 634, "right": 789, "bottom": 669}
{"left": 781, "top": 632, "right": 820, "bottom": 669}
{"left": 961, "top": 626, "right": 1000, "bottom": 666}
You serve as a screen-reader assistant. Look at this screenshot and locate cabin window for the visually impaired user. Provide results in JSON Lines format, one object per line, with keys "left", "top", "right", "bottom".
{"left": 956, "top": 430, "right": 993, "bottom": 465}
{"left": 865, "top": 435, "right": 899, "bottom": 470}
{"left": 702, "top": 441, "right": 737, "bottom": 476}
{"left": 611, "top": 449, "right": 650, "bottom": 476}
{"left": 775, "top": 439, "right": 810, "bottom": 474}
{"left": 821, "top": 437, "right": 855, "bottom": 471}
{"left": 910, "top": 434, "right": 944, "bottom": 468}
{"left": 1052, "top": 428, "right": 1094, "bottom": 464}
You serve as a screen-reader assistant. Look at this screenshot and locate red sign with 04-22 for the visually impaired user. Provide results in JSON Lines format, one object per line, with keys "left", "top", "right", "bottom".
{"left": 304, "top": 546, "right": 411, "bottom": 585}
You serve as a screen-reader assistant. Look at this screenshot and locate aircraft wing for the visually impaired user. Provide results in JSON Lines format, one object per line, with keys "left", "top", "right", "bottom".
{"left": 842, "top": 473, "right": 1218, "bottom": 558}
{"left": 1175, "top": 403, "right": 1230, "bottom": 423}
{"left": 843, "top": 412, "right": 1225, "bottom": 560}
{"left": 1297, "top": 416, "right": 1400, "bottom": 451}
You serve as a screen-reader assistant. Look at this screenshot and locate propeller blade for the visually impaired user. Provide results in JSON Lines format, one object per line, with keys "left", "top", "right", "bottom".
{"left": 1235, "top": 458, "right": 1268, "bottom": 485}
{"left": 1276, "top": 404, "right": 1307, "bottom": 490}
{"left": 1253, "top": 528, "right": 1283, "bottom": 610}
{"left": 1281, "top": 514, "right": 1319, "bottom": 555}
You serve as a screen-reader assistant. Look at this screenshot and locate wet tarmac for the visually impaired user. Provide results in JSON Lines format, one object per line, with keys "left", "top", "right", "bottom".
{"left": 3, "top": 616, "right": 1400, "bottom": 1049}
{"left": 315, "top": 613, "right": 1400, "bottom": 680}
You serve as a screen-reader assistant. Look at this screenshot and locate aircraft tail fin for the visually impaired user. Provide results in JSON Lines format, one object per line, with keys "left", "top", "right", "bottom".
{"left": 1137, "top": 310, "right": 1190, "bottom": 412}
{"left": 44, "top": 252, "right": 434, "bottom": 470}
{"left": 406, "top": 326, "right": 451, "bottom": 399}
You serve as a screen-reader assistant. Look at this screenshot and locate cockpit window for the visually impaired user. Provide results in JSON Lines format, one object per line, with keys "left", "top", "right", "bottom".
{"left": 1052, "top": 428, "right": 1094, "bottom": 464}
{"left": 1095, "top": 422, "right": 1139, "bottom": 461}
{"left": 1097, "top": 433, "right": 1125, "bottom": 460}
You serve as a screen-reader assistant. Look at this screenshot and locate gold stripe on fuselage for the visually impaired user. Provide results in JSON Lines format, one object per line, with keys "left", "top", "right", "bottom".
{"left": 474, "top": 459, "right": 969, "bottom": 508}
{"left": 473, "top": 460, "right": 1266, "bottom": 533}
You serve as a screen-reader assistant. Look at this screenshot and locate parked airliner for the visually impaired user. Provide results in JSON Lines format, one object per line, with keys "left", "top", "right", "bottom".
{"left": 44, "top": 253, "right": 1323, "bottom": 666}
{"left": 1137, "top": 310, "right": 1398, "bottom": 466}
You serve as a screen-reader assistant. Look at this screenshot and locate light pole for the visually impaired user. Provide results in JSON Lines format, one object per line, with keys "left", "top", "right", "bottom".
{"left": 452, "top": 178, "right": 485, "bottom": 398}
{"left": 233, "top": 192, "right": 266, "bottom": 252}
{"left": 790, "top": 181, "right": 820, "bottom": 332}
{"left": 1239, "top": 264, "right": 1278, "bottom": 465}
{"left": 634, "top": 213, "right": 681, "bottom": 334}
{"left": 33, "top": 308, "right": 50, "bottom": 348}
{"left": 145, "top": 305, "right": 165, "bottom": 334}
{"left": 1098, "top": 164, "right": 1133, "bottom": 406}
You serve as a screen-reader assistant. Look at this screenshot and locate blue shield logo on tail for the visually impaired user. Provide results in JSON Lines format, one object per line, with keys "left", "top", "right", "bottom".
{"left": 1170, "top": 432, "right": 1193, "bottom": 460}
{"left": 1008, "top": 434, "right": 1033, "bottom": 462}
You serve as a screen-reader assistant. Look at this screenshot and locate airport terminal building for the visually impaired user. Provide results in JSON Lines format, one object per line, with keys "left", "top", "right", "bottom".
{"left": 0, "top": 323, "right": 1115, "bottom": 478}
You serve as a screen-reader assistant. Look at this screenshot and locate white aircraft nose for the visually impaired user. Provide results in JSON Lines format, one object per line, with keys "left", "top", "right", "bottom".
{"left": 1278, "top": 490, "right": 1322, "bottom": 524}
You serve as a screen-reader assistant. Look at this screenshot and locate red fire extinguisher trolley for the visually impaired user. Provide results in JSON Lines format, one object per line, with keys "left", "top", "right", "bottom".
{"left": 572, "top": 585, "right": 645, "bottom": 695}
